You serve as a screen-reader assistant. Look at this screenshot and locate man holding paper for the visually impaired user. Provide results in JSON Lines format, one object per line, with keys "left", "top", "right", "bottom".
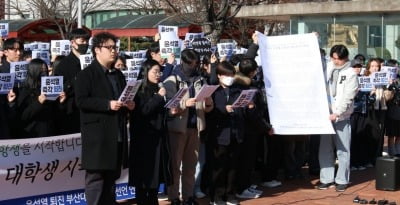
{"left": 317, "top": 45, "right": 358, "bottom": 192}
{"left": 75, "top": 32, "right": 134, "bottom": 205}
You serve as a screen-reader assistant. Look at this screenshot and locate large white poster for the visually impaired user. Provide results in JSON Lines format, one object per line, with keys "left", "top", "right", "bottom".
{"left": 257, "top": 32, "right": 335, "bottom": 135}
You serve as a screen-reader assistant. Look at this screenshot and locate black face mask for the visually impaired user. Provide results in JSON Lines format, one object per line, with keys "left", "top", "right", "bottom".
{"left": 76, "top": 44, "right": 89, "bottom": 55}
{"left": 182, "top": 63, "right": 198, "bottom": 77}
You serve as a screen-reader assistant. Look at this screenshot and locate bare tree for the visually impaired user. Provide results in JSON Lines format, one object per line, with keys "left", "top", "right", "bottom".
{"left": 9, "top": 0, "right": 106, "bottom": 39}
{"left": 106, "top": 0, "right": 163, "bottom": 15}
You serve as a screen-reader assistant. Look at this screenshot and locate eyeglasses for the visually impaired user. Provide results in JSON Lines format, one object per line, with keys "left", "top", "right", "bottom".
{"left": 100, "top": 45, "right": 119, "bottom": 51}
{"left": 7, "top": 47, "right": 23, "bottom": 52}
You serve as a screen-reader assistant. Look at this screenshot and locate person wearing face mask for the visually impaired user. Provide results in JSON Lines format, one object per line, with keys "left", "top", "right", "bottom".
{"left": 207, "top": 61, "right": 255, "bottom": 205}
{"left": 54, "top": 28, "right": 90, "bottom": 135}
{"left": 163, "top": 49, "right": 213, "bottom": 205}
{"left": 16, "top": 59, "right": 66, "bottom": 138}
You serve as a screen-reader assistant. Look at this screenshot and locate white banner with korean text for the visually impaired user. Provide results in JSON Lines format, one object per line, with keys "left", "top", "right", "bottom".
{"left": 0, "top": 134, "right": 149, "bottom": 205}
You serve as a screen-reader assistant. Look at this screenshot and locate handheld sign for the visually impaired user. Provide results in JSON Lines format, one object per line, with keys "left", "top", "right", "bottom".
{"left": 158, "top": 25, "right": 178, "bottom": 37}
{"left": 165, "top": 88, "right": 189, "bottom": 109}
{"left": 79, "top": 54, "right": 94, "bottom": 70}
{"left": 372, "top": 71, "right": 390, "bottom": 86}
{"left": 358, "top": 76, "right": 373, "bottom": 91}
{"left": 217, "top": 42, "right": 236, "bottom": 58}
{"left": 118, "top": 80, "right": 142, "bottom": 104}
{"left": 194, "top": 85, "right": 219, "bottom": 102}
{"left": 10, "top": 61, "right": 29, "bottom": 82}
{"left": 32, "top": 50, "right": 51, "bottom": 64}
{"left": 160, "top": 39, "right": 181, "bottom": 59}
{"left": 41, "top": 76, "right": 64, "bottom": 101}
{"left": 122, "top": 71, "right": 140, "bottom": 82}
{"left": 0, "top": 73, "right": 15, "bottom": 94}
{"left": 381, "top": 66, "right": 398, "bottom": 80}
{"left": 184, "top": 33, "right": 204, "bottom": 49}
{"left": 51, "top": 40, "right": 71, "bottom": 56}
{"left": 0, "top": 23, "right": 9, "bottom": 38}
{"left": 231, "top": 89, "right": 257, "bottom": 108}
{"left": 192, "top": 38, "right": 212, "bottom": 59}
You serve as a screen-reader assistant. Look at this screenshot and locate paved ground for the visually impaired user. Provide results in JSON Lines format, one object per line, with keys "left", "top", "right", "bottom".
{"left": 123, "top": 166, "right": 400, "bottom": 205}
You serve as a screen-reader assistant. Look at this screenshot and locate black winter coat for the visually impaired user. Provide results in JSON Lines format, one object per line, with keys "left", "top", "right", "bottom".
{"left": 129, "top": 83, "right": 173, "bottom": 188}
{"left": 75, "top": 59, "right": 129, "bottom": 170}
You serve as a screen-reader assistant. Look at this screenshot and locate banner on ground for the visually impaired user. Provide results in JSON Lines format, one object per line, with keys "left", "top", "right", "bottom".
{"left": 258, "top": 32, "right": 335, "bottom": 135}
{"left": 0, "top": 134, "right": 157, "bottom": 205}
{"left": 0, "top": 73, "right": 15, "bottom": 94}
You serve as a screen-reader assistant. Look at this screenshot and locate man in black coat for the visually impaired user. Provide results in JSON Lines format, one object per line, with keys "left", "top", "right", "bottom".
{"left": 54, "top": 28, "right": 90, "bottom": 135}
{"left": 75, "top": 32, "right": 134, "bottom": 205}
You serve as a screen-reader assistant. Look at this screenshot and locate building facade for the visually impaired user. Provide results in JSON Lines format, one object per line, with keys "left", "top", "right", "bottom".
{"left": 236, "top": 0, "right": 400, "bottom": 60}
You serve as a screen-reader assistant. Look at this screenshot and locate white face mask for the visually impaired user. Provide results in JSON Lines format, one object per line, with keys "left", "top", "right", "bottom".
{"left": 221, "top": 76, "right": 235, "bottom": 86}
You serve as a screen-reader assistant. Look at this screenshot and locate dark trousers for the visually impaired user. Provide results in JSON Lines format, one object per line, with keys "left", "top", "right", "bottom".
{"left": 262, "top": 136, "right": 283, "bottom": 182}
{"left": 308, "top": 135, "right": 320, "bottom": 173}
{"left": 135, "top": 188, "right": 159, "bottom": 205}
{"left": 209, "top": 140, "right": 240, "bottom": 201}
{"left": 237, "top": 134, "right": 259, "bottom": 193}
{"left": 85, "top": 170, "right": 120, "bottom": 205}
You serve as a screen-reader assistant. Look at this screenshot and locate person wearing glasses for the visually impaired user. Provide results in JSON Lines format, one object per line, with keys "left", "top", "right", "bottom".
{"left": 0, "top": 38, "right": 23, "bottom": 73}
{"left": 54, "top": 28, "right": 90, "bottom": 135}
{"left": 75, "top": 32, "right": 134, "bottom": 205}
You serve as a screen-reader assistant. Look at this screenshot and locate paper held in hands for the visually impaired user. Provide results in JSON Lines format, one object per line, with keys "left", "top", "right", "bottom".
{"left": 118, "top": 80, "right": 142, "bottom": 104}
{"left": 194, "top": 85, "right": 219, "bottom": 101}
{"left": 231, "top": 89, "right": 257, "bottom": 108}
{"left": 165, "top": 87, "right": 189, "bottom": 109}
{"left": 41, "top": 76, "right": 63, "bottom": 101}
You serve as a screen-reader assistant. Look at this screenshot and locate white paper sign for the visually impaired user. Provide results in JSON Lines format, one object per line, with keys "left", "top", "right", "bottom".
{"left": 10, "top": 61, "right": 28, "bottom": 82}
{"left": 41, "top": 76, "right": 63, "bottom": 101}
{"left": 358, "top": 76, "right": 373, "bottom": 91}
{"left": 0, "top": 23, "right": 9, "bottom": 37}
{"left": 165, "top": 88, "right": 189, "bottom": 109}
{"left": 124, "top": 51, "right": 147, "bottom": 59}
{"left": 160, "top": 39, "right": 181, "bottom": 59}
{"left": 381, "top": 66, "right": 398, "bottom": 80}
{"left": 217, "top": 43, "right": 236, "bottom": 57}
{"left": 32, "top": 50, "right": 50, "bottom": 64}
{"left": 126, "top": 58, "right": 145, "bottom": 71}
{"left": 122, "top": 71, "right": 140, "bottom": 82}
{"left": 0, "top": 73, "right": 15, "bottom": 94}
{"left": 231, "top": 89, "right": 257, "bottom": 108}
{"left": 51, "top": 40, "right": 71, "bottom": 56}
{"left": 184, "top": 33, "right": 204, "bottom": 48}
{"left": 258, "top": 32, "right": 335, "bottom": 135}
{"left": 118, "top": 80, "right": 142, "bottom": 103}
{"left": 158, "top": 25, "right": 178, "bottom": 37}
{"left": 194, "top": 85, "right": 219, "bottom": 101}
{"left": 371, "top": 71, "right": 390, "bottom": 86}
{"left": 79, "top": 54, "right": 94, "bottom": 70}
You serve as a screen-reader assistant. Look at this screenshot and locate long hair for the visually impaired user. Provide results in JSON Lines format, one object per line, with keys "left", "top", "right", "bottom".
{"left": 365, "top": 58, "right": 381, "bottom": 76}
{"left": 139, "top": 59, "right": 161, "bottom": 94}
{"left": 25, "top": 58, "right": 48, "bottom": 90}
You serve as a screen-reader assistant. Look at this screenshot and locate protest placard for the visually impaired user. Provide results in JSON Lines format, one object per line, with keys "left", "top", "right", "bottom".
{"left": 160, "top": 39, "right": 181, "bottom": 59}
{"left": 51, "top": 40, "right": 71, "bottom": 56}
{"left": 372, "top": 71, "right": 390, "bottom": 86}
{"left": 126, "top": 58, "right": 145, "bottom": 71}
{"left": 10, "top": 61, "right": 28, "bottom": 82}
{"left": 118, "top": 80, "right": 142, "bottom": 104}
{"left": 122, "top": 71, "right": 140, "bottom": 82}
{"left": 381, "top": 66, "right": 398, "bottom": 80}
{"left": 184, "top": 33, "right": 204, "bottom": 49}
{"left": 258, "top": 32, "right": 335, "bottom": 134}
{"left": 124, "top": 50, "right": 147, "bottom": 59}
{"left": 165, "top": 88, "right": 189, "bottom": 109}
{"left": 217, "top": 42, "right": 236, "bottom": 58}
{"left": 231, "top": 89, "right": 257, "bottom": 108}
{"left": 358, "top": 76, "right": 373, "bottom": 91}
{"left": 41, "top": 76, "right": 64, "bottom": 101}
{"left": 0, "top": 73, "right": 15, "bottom": 94}
{"left": 0, "top": 23, "right": 9, "bottom": 37}
{"left": 192, "top": 38, "right": 212, "bottom": 59}
{"left": 158, "top": 25, "right": 178, "bottom": 37}
{"left": 32, "top": 50, "right": 51, "bottom": 64}
{"left": 194, "top": 85, "right": 219, "bottom": 102}
{"left": 79, "top": 54, "right": 93, "bottom": 70}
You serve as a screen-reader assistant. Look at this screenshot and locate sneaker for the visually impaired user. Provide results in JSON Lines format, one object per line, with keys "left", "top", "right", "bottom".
{"left": 350, "top": 166, "right": 358, "bottom": 171}
{"left": 316, "top": 182, "right": 335, "bottom": 190}
{"left": 261, "top": 180, "right": 282, "bottom": 188}
{"left": 209, "top": 200, "right": 226, "bottom": 205}
{"left": 226, "top": 195, "right": 240, "bottom": 205}
{"left": 357, "top": 166, "right": 366, "bottom": 171}
{"left": 195, "top": 191, "right": 206, "bottom": 199}
{"left": 158, "top": 192, "right": 168, "bottom": 201}
{"left": 248, "top": 185, "right": 263, "bottom": 195}
{"left": 235, "top": 188, "right": 260, "bottom": 199}
{"left": 171, "top": 198, "right": 182, "bottom": 205}
{"left": 335, "top": 184, "right": 348, "bottom": 192}
{"left": 183, "top": 197, "right": 199, "bottom": 205}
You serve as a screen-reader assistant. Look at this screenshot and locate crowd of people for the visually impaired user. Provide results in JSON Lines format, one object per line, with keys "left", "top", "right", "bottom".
{"left": 1, "top": 28, "right": 400, "bottom": 205}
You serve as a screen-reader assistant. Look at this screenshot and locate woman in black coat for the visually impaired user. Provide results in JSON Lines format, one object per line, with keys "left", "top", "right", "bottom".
{"left": 17, "top": 58, "right": 66, "bottom": 138}
{"left": 129, "top": 59, "right": 172, "bottom": 205}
